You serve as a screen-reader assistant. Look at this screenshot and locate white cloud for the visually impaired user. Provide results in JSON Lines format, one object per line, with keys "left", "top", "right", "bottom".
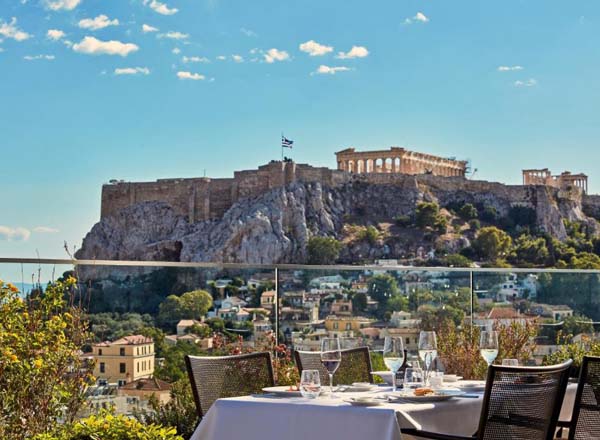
{"left": 0, "top": 48, "right": 4, "bottom": 53}
{"left": 264, "top": 48, "right": 289, "bottom": 63}
{"left": 182, "top": 55, "right": 209, "bottom": 63}
{"left": 115, "top": 67, "right": 150, "bottom": 75}
{"left": 514, "top": 78, "right": 537, "bottom": 87}
{"left": 24, "top": 54, "right": 55, "bottom": 60}
{"left": 44, "top": 0, "right": 81, "bottom": 11}
{"left": 0, "top": 18, "right": 31, "bottom": 42}
{"left": 73, "top": 36, "right": 138, "bottom": 57}
{"left": 232, "top": 54, "right": 243, "bottom": 63}
{"left": 177, "top": 71, "right": 205, "bottom": 80}
{"left": 498, "top": 65, "right": 524, "bottom": 71}
{"left": 142, "top": 24, "right": 158, "bottom": 33}
{"left": 404, "top": 12, "right": 429, "bottom": 25}
{"left": 299, "top": 40, "right": 333, "bottom": 57}
{"left": 47, "top": 29, "right": 65, "bottom": 40}
{"left": 336, "top": 45, "right": 369, "bottom": 59}
{"left": 33, "top": 226, "right": 59, "bottom": 233}
{"left": 78, "top": 15, "right": 119, "bottom": 31}
{"left": 216, "top": 55, "right": 226, "bottom": 60}
{"left": 0, "top": 226, "right": 31, "bottom": 241}
{"left": 158, "top": 31, "right": 189, "bottom": 40}
{"left": 144, "top": 0, "right": 178, "bottom": 15}
{"left": 240, "top": 27, "right": 257, "bottom": 37}
{"left": 172, "top": 47, "right": 181, "bottom": 54}
{"left": 313, "top": 65, "right": 350, "bottom": 75}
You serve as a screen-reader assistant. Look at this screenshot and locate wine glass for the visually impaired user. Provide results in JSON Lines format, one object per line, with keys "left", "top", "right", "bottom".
{"left": 418, "top": 331, "right": 437, "bottom": 386}
{"left": 300, "top": 370, "right": 321, "bottom": 399}
{"left": 320, "top": 338, "right": 342, "bottom": 396}
{"left": 383, "top": 337, "right": 405, "bottom": 392}
{"left": 480, "top": 330, "right": 499, "bottom": 366}
{"left": 404, "top": 367, "right": 424, "bottom": 390}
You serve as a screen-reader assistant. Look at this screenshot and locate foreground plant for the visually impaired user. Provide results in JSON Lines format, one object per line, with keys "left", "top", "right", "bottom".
{"left": 0, "top": 278, "right": 93, "bottom": 439}
{"left": 36, "top": 410, "right": 183, "bottom": 440}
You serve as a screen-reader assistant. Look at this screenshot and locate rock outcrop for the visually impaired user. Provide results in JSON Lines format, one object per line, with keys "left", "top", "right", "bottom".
{"left": 76, "top": 175, "right": 597, "bottom": 265}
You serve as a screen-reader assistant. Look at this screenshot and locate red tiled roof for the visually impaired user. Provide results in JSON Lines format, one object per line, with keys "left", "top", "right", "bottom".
{"left": 120, "top": 377, "right": 172, "bottom": 391}
{"left": 487, "top": 308, "right": 522, "bottom": 320}
{"left": 95, "top": 335, "right": 153, "bottom": 346}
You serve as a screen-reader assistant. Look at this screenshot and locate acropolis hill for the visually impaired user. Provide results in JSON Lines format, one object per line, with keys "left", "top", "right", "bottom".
{"left": 101, "top": 147, "right": 468, "bottom": 222}
{"left": 81, "top": 146, "right": 600, "bottom": 265}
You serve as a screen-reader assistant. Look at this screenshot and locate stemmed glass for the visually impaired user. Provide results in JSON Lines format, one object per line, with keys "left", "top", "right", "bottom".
{"left": 383, "top": 337, "right": 405, "bottom": 392}
{"left": 480, "top": 330, "right": 499, "bottom": 367}
{"left": 320, "top": 338, "right": 342, "bottom": 396}
{"left": 418, "top": 331, "right": 437, "bottom": 386}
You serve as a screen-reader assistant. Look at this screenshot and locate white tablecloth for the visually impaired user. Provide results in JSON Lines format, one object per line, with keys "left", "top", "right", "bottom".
{"left": 191, "top": 384, "right": 578, "bottom": 440}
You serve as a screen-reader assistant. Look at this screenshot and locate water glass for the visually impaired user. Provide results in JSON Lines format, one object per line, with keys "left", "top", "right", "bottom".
{"left": 429, "top": 371, "right": 444, "bottom": 389}
{"left": 502, "top": 358, "right": 518, "bottom": 366}
{"left": 383, "top": 336, "right": 405, "bottom": 392}
{"left": 404, "top": 367, "right": 424, "bottom": 390}
{"left": 300, "top": 370, "right": 321, "bottom": 399}
{"left": 418, "top": 331, "right": 438, "bottom": 385}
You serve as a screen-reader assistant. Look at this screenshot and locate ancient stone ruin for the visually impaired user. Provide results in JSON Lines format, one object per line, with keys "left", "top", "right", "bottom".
{"left": 523, "top": 168, "right": 588, "bottom": 194}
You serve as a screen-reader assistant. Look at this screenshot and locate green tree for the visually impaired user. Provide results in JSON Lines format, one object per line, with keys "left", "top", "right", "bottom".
{"left": 511, "top": 234, "right": 549, "bottom": 266}
{"left": 157, "top": 295, "right": 185, "bottom": 329}
{"left": 307, "top": 236, "right": 343, "bottom": 264}
{"left": 386, "top": 295, "right": 408, "bottom": 312}
{"left": 351, "top": 292, "right": 368, "bottom": 312}
{"left": 358, "top": 225, "right": 381, "bottom": 245}
{"left": 473, "top": 226, "right": 513, "bottom": 262}
{"left": 179, "top": 290, "right": 213, "bottom": 319}
{"left": 443, "top": 254, "right": 472, "bottom": 267}
{"left": 367, "top": 274, "right": 400, "bottom": 304}
{"left": 459, "top": 203, "right": 478, "bottom": 220}
{"left": 416, "top": 202, "right": 441, "bottom": 229}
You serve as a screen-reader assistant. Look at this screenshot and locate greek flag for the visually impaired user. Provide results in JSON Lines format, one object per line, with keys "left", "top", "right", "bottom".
{"left": 281, "top": 136, "right": 294, "bottom": 148}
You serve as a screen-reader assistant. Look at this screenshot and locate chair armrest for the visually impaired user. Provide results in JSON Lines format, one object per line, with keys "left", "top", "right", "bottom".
{"left": 400, "top": 428, "right": 475, "bottom": 440}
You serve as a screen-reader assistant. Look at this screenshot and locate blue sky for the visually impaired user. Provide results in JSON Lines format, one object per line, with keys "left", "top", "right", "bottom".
{"left": 1, "top": 0, "right": 600, "bottom": 269}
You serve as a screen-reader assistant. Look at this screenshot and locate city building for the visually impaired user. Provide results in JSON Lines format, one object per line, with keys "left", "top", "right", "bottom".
{"left": 92, "top": 335, "right": 155, "bottom": 386}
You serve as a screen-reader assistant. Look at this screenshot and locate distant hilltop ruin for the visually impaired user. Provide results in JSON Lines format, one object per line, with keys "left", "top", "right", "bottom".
{"left": 100, "top": 146, "right": 594, "bottom": 224}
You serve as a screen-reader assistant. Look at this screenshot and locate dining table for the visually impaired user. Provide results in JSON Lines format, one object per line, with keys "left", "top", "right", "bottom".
{"left": 190, "top": 382, "right": 578, "bottom": 440}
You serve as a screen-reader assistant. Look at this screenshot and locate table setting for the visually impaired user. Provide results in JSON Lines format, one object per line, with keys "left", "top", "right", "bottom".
{"left": 191, "top": 331, "right": 577, "bottom": 440}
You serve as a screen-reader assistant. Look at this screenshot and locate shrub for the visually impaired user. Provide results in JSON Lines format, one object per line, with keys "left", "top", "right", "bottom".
{"left": 468, "top": 219, "right": 481, "bottom": 231}
{"left": 134, "top": 379, "right": 198, "bottom": 440}
{"left": 480, "top": 205, "right": 498, "bottom": 222}
{"left": 307, "top": 236, "right": 343, "bottom": 264}
{"left": 0, "top": 278, "right": 93, "bottom": 440}
{"left": 415, "top": 202, "right": 441, "bottom": 229}
{"left": 357, "top": 225, "right": 381, "bottom": 245}
{"left": 36, "top": 411, "right": 183, "bottom": 440}
{"left": 459, "top": 203, "right": 478, "bottom": 220}
{"left": 443, "top": 254, "right": 472, "bottom": 267}
{"left": 394, "top": 215, "right": 412, "bottom": 227}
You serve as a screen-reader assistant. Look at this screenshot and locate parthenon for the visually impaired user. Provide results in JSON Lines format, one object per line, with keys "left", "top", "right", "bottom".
{"left": 335, "top": 147, "right": 468, "bottom": 177}
{"left": 523, "top": 168, "right": 588, "bottom": 194}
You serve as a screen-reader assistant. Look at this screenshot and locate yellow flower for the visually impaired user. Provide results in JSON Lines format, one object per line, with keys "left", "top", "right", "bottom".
{"left": 33, "top": 359, "right": 43, "bottom": 369}
{"left": 10, "top": 354, "right": 17, "bottom": 362}
{"left": 8, "top": 284, "right": 18, "bottom": 293}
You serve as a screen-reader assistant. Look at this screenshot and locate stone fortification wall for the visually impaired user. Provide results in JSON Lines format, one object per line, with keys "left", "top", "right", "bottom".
{"left": 101, "top": 161, "right": 353, "bottom": 223}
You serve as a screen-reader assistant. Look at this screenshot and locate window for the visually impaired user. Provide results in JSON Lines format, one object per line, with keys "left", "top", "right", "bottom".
{"left": 345, "top": 323, "right": 351, "bottom": 330}
{"left": 137, "top": 347, "right": 139, "bottom": 355}
{"left": 100, "top": 362, "right": 105, "bottom": 373}
{"left": 333, "top": 322, "right": 339, "bottom": 330}
{"left": 120, "top": 347, "right": 125, "bottom": 356}
{"left": 120, "top": 363, "right": 126, "bottom": 374}
{"left": 98, "top": 349, "right": 103, "bottom": 356}
{"left": 137, "top": 362, "right": 139, "bottom": 373}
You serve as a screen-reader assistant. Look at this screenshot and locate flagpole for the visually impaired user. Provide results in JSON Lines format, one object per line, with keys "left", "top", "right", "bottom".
{"left": 281, "top": 132, "right": 284, "bottom": 161}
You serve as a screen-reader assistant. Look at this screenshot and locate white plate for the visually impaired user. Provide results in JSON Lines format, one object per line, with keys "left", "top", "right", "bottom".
{"left": 344, "top": 397, "right": 382, "bottom": 407}
{"left": 341, "top": 383, "right": 377, "bottom": 392}
{"left": 443, "top": 375, "right": 463, "bottom": 382}
{"left": 371, "top": 371, "right": 395, "bottom": 385}
{"left": 262, "top": 386, "right": 303, "bottom": 397}
{"left": 387, "top": 391, "right": 461, "bottom": 403}
{"left": 455, "top": 380, "right": 486, "bottom": 392}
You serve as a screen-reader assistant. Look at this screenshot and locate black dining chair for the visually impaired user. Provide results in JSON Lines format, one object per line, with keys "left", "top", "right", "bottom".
{"left": 401, "top": 360, "right": 573, "bottom": 440}
{"left": 556, "top": 356, "right": 600, "bottom": 439}
{"left": 294, "top": 346, "right": 374, "bottom": 385}
{"left": 185, "top": 352, "right": 275, "bottom": 417}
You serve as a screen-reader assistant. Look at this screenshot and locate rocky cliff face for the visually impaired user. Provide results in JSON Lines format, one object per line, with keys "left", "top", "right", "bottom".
{"left": 76, "top": 176, "right": 596, "bottom": 265}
